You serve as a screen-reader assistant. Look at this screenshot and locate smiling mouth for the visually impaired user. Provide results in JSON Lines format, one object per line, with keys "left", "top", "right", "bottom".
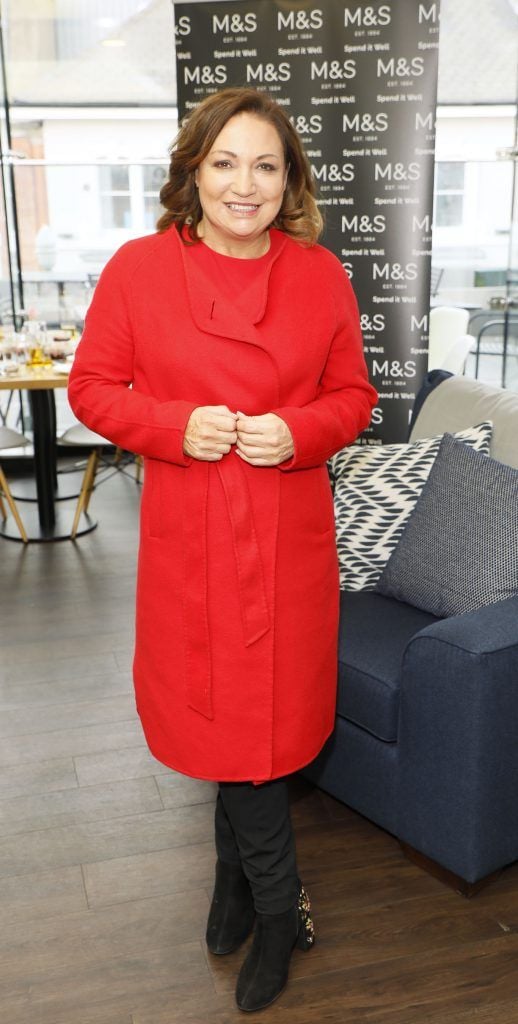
{"left": 225, "top": 203, "right": 260, "bottom": 213}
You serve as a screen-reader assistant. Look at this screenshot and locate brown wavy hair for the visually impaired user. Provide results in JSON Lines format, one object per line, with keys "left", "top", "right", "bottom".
{"left": 156, "top": 88, "right": 323, "bottom": 245}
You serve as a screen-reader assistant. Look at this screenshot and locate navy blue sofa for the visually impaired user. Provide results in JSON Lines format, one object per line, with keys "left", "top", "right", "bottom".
{"left": 301, "top": 372, "right": 518, "bottom": 894}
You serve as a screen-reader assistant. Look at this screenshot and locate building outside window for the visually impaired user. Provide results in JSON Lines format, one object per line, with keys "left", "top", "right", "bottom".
{"left": 99, "top": 164, "right": 167, "bottom": 232}
{"left": 434, "top": 162, "right": 465, "bottom": 228}
{"left": 143, "top": 164, "right": 167, "bottom": 229}
{"left": 99, "top": 165, "right": 131, "bottom": 230}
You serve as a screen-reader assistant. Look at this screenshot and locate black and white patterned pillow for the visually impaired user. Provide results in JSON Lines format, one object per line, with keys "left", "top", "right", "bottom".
{"left": 329, "top": 421, "right": 493, "bottom": 591}
{"left": 375, "top": 433, "right": 518, "bottom": 616}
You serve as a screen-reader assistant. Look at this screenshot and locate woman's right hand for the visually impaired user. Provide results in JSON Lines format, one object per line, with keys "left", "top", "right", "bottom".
{"left": 183, "top": 405, "right": 238, "bottom": 461}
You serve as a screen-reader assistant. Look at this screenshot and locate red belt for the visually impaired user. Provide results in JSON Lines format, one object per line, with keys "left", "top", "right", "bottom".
{"left": 182, "top": 454, "right": 270, "bottom": 720}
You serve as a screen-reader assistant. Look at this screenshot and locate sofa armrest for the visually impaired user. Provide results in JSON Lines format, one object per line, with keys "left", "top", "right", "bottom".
{"left": 411, "top": 594, "right": 518, "bottom": 655}
{"left": 397, "top": 596, "right": 518, "bottom": 882}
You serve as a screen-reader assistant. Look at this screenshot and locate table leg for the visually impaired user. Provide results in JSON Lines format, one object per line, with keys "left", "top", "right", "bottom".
{"left": 29, "top": 389, "right": 56, "bottom": 531}
{"left": 49, "top": 389, "right": 58, "bottom": 490}
{"left": 0, "top": 386, "right": 97, "bottom": 542}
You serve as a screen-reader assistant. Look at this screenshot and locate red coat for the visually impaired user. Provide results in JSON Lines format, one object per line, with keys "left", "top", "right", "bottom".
{"left": 68, "top": 226, "right": 377, "bottom": 784}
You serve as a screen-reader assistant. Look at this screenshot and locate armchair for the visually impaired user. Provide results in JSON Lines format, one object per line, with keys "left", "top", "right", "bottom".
{"left": 301, "top": 372, "right": 518, "bottom": 895}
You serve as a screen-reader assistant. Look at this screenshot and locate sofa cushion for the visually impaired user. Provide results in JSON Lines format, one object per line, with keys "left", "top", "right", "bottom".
{"left": 375, "top": 433, "right": 518, "bottom": 617}
{"left": 337, "top": 591, "right": 439, "bottom": 742}
{"left": 329, "top": 421, "right": 492, "bottom": 592}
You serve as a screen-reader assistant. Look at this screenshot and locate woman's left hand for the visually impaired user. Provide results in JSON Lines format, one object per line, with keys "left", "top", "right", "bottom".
{"left": 235, "top": 411, "right": 294, "bottom": 466}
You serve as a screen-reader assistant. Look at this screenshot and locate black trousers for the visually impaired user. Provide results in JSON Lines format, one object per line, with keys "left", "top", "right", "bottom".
{"left": 216, "top": 776, "right": 299, "bottom": 915}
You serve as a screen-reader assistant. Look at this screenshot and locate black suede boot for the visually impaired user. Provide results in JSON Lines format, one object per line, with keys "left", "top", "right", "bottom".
{"left": 235, "top": 882, "right": 315, "bottom": 1012}
{"left": 206, "top": 859, "right": 255, "bottom": 955}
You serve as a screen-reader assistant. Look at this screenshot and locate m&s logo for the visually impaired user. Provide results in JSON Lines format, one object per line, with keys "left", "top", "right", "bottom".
{"left": 278, "top": 9, "right": 324, "bottom": 30}
{"left": 246, "top": 62, "right": 291, "bottom": 83}
{"left": 377, "top": 57, "right": 425, "bottom": 77}
{"left": 184, "top": 65, "right": 227, "bottom": 85}
{"left": 343, "top": 113, "right": 388, "bottom": 133}
{"left": 212, "top": 12, "right": 257, "bottom": 33}
{"left": 342, "top": 214, "right": 386, "bottom": 234}
{"left": 311, "top": 59, "right": 356, "bottom": 80}
{"left": 372, "top": 359, "right": 417, "bottom": 378}
{"left": 374, "top": 162, "right": 421, "bottom": 182}
{"left": 312, "top": 163, "right": 355, "bottom": 183}
{"left": 344, "top": 5, "right": 391, "bottom": 27}
{"left": 373, "top": 263, "right": 418, "bottom": 283}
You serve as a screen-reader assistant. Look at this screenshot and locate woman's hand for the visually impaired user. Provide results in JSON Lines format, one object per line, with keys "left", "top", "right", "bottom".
{"left": 235, "top": 411, "right": 294, "bottom": 467}
{"left": 183, "top": 405, "right": 238, "bottom": 461}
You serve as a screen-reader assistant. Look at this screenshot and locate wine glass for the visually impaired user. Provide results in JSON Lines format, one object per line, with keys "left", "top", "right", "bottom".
{"left": 26, "top": 321, "right": 52, "bottom": 368}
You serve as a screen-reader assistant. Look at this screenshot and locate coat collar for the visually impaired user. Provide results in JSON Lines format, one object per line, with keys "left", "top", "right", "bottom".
{"left": 167, "top": 223, "right": 288, "bottom": 344}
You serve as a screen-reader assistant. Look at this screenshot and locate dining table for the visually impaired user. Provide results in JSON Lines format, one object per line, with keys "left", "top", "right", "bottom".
{"left": 0, "top": 363, "right": 97, "bottom": 542}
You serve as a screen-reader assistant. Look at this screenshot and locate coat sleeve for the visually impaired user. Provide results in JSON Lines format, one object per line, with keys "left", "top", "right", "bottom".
{"left": 67, "top": 244, "right": 197, "bottom": 466}
{"left": 271, "top": 264, "right": 378, "bottom": 471}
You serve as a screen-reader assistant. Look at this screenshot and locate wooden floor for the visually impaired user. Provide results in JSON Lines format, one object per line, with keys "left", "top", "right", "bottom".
{"left": 2, "top": 456, "right": 518, "bottom": 1024}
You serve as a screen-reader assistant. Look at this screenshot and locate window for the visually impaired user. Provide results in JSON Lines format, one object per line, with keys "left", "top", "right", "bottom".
{"left": 98, "top": 163, "right": 167, "bottom": 231}
{"left": 143, "top": 164, "right": 167, "bottom": 229}
{"left": 99, "top": 165, "right": 131, "bottom": 229}
{"left": 435, "top": 162, "right": 465, "bottom": 227}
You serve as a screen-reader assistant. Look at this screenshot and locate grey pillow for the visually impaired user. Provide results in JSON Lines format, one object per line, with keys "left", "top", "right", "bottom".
{"left": 375, "top": 433, "right": 518, "bottom": 617}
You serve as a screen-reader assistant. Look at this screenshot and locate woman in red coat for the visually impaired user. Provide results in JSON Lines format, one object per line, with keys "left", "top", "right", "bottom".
{"left": 68, "top": 88, "right": 377, "bottom": 1013}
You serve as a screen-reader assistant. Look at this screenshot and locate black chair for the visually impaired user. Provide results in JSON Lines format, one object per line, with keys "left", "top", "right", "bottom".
{"left": 470, "top": 313, "right": 518, "bottom": 387}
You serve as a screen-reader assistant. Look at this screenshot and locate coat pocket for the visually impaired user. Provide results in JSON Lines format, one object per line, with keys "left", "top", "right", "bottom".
{"left": 146, "top": 459, "right": 186, "bottom": 540}
{"left": 285, "top": 464, "right": 336, "bottom": 539}
{"left": 146, "top": 459, "right": 163, "bottom": 539}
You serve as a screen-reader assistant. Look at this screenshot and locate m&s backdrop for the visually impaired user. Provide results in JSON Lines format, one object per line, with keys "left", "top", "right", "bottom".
{"left": 173, "top": 0, "right": 441, "bottom": 443}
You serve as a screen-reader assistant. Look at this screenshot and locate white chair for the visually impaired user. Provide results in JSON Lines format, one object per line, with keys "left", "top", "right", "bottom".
{"left": 428, "top": 306, "right": 470, "bottom": 371}
{"left": 59, "top": 423, "right": 114, "bottom": 539}
{"left": 0, "top": 426, "right": 30, "bottom": 542}
{"left": 59, "top": 423, "right": 143, "bottom": 538}
{"left": 440, "top": 334, "right": 475, "bottom": 376}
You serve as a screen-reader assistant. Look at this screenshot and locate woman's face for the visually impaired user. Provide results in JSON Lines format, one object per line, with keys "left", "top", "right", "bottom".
{"left": 195, "top": 112, "right": 287, "bottom": 253}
